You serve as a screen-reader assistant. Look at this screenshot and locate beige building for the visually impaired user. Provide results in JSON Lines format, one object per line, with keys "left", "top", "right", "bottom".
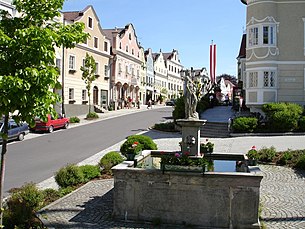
{"left": 164, "top": 49, "right": 183, "bottom": 99}
{"left": 104, "top": 24, "right": 144, "bottom": 110}
{"left": 241, "top": 0, "right": 305, "bottom": 112}
{"left": 61, "top": 6, "right": 111, "bottom": 116}
{"left": 153, "top": 50, "right": 168, "bottom": 102}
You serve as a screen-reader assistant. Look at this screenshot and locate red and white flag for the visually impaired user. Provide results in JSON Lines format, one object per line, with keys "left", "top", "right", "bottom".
{"left": 210, "top": 43, "right": 216, "bottom": 84}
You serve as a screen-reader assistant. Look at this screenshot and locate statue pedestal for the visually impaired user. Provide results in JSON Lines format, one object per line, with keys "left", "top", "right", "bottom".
{"left": 177, "top": 119, "right": 206, "bottom": 156}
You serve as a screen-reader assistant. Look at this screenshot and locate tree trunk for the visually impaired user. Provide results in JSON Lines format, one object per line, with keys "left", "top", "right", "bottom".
{"left": 0, "top": 115, "right": 9, "bottom": 226}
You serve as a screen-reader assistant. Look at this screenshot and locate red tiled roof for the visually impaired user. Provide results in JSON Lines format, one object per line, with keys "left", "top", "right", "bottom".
{"left": 63, "top": 11, "right": 81, "bottom": 21}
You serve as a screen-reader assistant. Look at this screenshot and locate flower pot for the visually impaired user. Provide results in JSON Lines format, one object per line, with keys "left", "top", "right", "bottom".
{"left": 126, "top": 153, "right": 135, "bottom": 161}
{"left": 248, "top": 158, "right": 257, "bottom": 166}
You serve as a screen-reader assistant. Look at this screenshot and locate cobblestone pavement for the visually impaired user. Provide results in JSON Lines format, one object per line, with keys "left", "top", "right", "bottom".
{"left": 37, "top": 164, "right": 305, "bottom": 228}
{"left": 260, "top": 165, "right": 305, "bottom": 229}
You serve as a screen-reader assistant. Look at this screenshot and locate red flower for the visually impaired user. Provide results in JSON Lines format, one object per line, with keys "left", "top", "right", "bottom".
{"left": 251, "top": 145, "right": 257, "bottom": 150}
{"left": 175, "top": 153, "right": 181, "bottom": 158}
{"left": 134, "top": 141, "right": 139, "bottom": 145}
{"left": 184, "top": 152, "right": 190, "bottom": 156}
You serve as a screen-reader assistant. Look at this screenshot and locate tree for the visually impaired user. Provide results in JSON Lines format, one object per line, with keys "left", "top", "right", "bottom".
{"left": 80, "top": 53, "right": 97, "bottom": 114}
{"left": 0, "top": 0, "right": 88, "bottom": 225}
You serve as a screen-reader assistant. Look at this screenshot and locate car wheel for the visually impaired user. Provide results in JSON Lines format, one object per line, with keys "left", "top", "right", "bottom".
{"left": 48, "top": 126, "right": 54, "bottom": 133}
{"left": 63, "top": 122, "right": 69, "bottom": 129}
{"left": 18, "top": 133, "right": 24, "bottom": 141}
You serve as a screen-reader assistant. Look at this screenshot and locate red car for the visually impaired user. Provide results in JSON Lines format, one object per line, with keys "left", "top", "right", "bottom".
{"left": 32, "top": 114, "right": 69, "bottom": 133}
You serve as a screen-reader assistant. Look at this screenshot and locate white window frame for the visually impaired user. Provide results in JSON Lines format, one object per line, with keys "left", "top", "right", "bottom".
{"left": 69, "top": 88, "right": 74, "bottom": 100}
{"left": 88, "top": 16, "right": 93, "bottom": 29}
{"left": 68, "top": 55, "right": 76, "bottom": 70}
{"left": 248, "top": 27, "right": 259, "bottom": 47}
{"left": 82, "top": 89, "right": 87, "bottom": 101}
{"left": 104, "top": 65, "right": 108, "bottom": 76}
{"left": 94, "top": 37, "right": 99, "bottom": 49}
{"left": 262, "top": 24, "right": 276, "bottom": 46}
{"left": 263, "top": 71, "right": 276, "bottom": 88}
{"left": 248, "top": 72, "right": 258, "bottom": 88}
{"left": 95, "top": 62, "right": 99, "bottom": 75}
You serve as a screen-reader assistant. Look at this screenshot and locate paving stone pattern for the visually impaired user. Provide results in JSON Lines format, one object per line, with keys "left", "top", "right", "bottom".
{"left": 38, "top": 165, "right": 305, "bottom": 228}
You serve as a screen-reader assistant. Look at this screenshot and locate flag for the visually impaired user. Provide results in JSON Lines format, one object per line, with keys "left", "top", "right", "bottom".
{"left": 210, "top": 43, "right": 216, "bottom": 84}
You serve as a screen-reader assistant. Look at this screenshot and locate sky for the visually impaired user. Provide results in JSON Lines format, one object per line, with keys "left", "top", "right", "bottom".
{"left": 62, "top": 0, "right": 246, "bottom": 77}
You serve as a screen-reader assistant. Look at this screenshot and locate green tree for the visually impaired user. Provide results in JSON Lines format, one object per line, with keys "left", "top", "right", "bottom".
{"left": 0, "top": 0, "right": 88, "bottom": 224}
{"left": 80, "top": 53, "right": 97, "bottom": 114}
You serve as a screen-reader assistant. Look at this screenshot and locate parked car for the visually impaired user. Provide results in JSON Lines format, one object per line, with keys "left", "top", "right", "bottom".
{"left": 0, "top": 119, "right": 29, "bottom": 143}
{"left": 32, "top": 114, "right": 69, "bottom": 133}
{"left": 166, "top": 99, "right": 176, "bottom": 106}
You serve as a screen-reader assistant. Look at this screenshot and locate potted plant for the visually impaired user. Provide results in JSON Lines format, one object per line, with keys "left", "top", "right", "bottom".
{"left": 125, "top": 141, "right": 142, "bottom": 161}
{"left": 247, "top": 146, "right": 259, "bottom": 166}
{"left": 200, "top": 139, "right": 214, "bottom": 154}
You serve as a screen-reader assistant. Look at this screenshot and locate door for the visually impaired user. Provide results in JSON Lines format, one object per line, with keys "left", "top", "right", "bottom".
{"left": 93, "top": 86, "right": 98, "bottom": 105}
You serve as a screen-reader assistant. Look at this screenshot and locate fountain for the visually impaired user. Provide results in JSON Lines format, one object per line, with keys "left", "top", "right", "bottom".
{"left": 112, "top": 71, "right": 263, "bottom": 228}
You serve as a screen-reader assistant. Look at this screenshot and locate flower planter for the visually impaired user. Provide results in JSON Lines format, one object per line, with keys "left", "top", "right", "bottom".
{"left": 248, "top": 158, "right": 257, "bottom": 166}
{"left": 126, "top": 153, "right": 136, "bottom": 161}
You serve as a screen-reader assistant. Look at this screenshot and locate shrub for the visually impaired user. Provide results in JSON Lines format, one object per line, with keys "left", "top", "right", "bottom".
{"left": 172, "top": 96, "right": 185, "bottom": 121}
{"left": 298, "top": 116, "right": 305, "bottom": 132}
{"left": 120, "top": 135, "right": 157, "bottom": 157}
{"left": 69, "top": 116, "right": 80, "bottom": 123}
{"left": 5, "top": 183, "right": 44, "bottom": 228}
{"left": 153, "top": 121, "right": 176, "bottom": 132}
{"left": 247, "top": 149, "right": 259, "bottom": 160}
{"left": 59, "top": 186, "right": 75, "bottom": 196}
{"left": 55, "top": 164, "right": 84, "bottom": 188}
{"left": 79, "top": 165, "right": 101, "bottom": 182}
{"left": 86, "top": 112, "right": 99, "bottom": 119}
{"left": 99, "top": 151, "right": 124, "bottom": 174}
{"left": 295, "top": 153, "right": 305, "bottom": 170}
{"left": 277, "top": 150, "right": 293, "bottom": 166}
{"left": 258, "top": 146, "right": 277, "bottom": 162}
{"left": 232, "top": 117, "right": 258, "bottom": 132}
{"left": 262, "top": 103, "right": 303, "bottom": 132}
{"left": 42, "top": 188, "right": 61, "bottom": 206}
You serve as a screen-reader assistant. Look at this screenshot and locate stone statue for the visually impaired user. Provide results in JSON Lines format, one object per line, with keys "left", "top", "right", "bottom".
{"left": 184, "top": 74, "right": 198, "bottom": 120}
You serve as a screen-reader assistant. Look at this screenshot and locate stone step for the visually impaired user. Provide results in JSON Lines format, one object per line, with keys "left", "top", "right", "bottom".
{"left": 200, "top": 122, "right": 230, "bottom": 138}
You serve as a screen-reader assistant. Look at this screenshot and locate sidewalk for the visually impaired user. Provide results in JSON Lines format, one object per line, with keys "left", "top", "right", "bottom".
{"left": 36, "top": 106, "right": 305, "bottom": 229}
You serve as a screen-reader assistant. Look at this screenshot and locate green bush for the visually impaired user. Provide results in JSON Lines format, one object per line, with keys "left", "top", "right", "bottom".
{"left": 5, "top": 183, "right": 44, "bottom": 228}
{"left": 262, "top": 103, "right": 303, "bottom": 132}
{"left": 258, "top": 146, "right": 277, "bottom": 162}
{"left": 295, "top": 153, "right": 305, "bottom": 170}
{"left": 59, "top": 186, "right": 75, "bottom": 196}
{"left": 99, "top": 151, "right": 124, "bottom": 174}
{"left": 69, "top": 116, "right": 80, "bottom": 123}
{"left": 277, "top": 150, "right": 293, "bottom": 166}
{"left": 120, "top": 135, "right": 157, "bottom": 156}
{"left": 153, "top": 121, "right": 176, "bottom": 132}
{"left": 79, "top": 165, "right": 101, "bottom": 182}
{"left": 42, "top": 188, "right": 61, "bottom": 206}
{"left": 298, "top": 116, "right": 305, "bottom": 132}
{"left": 232, "top": 117, "right": 258, "bottom": 132}
{"left": 172, "top": 96, "right": 185, "bottom": 121}
{"left": 55, "top": 164, "right": 84, "bottom": 188}
{"left": 247, "top": 149, "right": 259, "bottom": 160}
{"left": 86, "top": 112, "right": 99, "bottom": 119}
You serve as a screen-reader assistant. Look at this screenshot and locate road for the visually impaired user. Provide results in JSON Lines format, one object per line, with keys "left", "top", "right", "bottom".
{"left": 1, "top": 107, "right": 173, "bottom": 195}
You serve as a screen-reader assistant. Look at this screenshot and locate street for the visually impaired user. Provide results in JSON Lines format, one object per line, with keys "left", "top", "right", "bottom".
{"left": 1, "top": 107, "right": 173, "bottom": 195}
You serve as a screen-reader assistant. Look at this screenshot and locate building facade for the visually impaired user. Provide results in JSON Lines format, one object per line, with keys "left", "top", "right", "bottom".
{"left": 164, "top": 49, "right": 184, "bottom": 99}
{"left": 153, "top": 50, "right": 168, "bottom": 102}
{"left": 104, "top": 24, "right": 144, "bottom": 110}
{"left": 144, "top": 48, "right": 154, "bottom": 104}
{"left": 241, "top": 0, "right": 305, "bottom": 112}
{"left": 0, "top": 0, "right": 16, "bottom": 17}
{"left": 62, "top": 6, "right": 111, "bottom": 116}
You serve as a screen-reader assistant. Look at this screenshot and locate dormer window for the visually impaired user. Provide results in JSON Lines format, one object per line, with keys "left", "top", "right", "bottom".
{"left": 88, "top": 17, "right": 93, "bottom": 29}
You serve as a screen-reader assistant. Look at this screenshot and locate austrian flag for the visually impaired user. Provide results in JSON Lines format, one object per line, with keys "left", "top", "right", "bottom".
{"left": 209, "top": 43, "right": 216, "bottom": 84}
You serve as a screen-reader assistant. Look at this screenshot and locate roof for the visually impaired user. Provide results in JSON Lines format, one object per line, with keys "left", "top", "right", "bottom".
{"left": 237, "top": 34, "right": 246, "bottom": 59}
{"left": 241, "top": 0, "right": 247, "bottom": 5}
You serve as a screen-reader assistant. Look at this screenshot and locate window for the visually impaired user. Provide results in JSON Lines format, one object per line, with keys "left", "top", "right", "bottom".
{"left": 94, "top": 37, "right": 99, "bottom": 49}
{"left": 126, "top": 45, "right": 128, "bottom": 52}
{"left": 129, "top": 33, "right": 132, "bottom": 40}
{"left": 104, "top": 41, "right": 108, "bottom": 52}
{"left": 95, "top": 62, "right": 99, "bottom": 75}
{"left": 68, "top": 55, "right": 75, "bottom": 70}
{"left": 118, "top": 63, "right": 122, "bottom": 73}
{"left": 132, "top": 49, "right": 134, "bottom": 55}
{"left": 249, "top": 72, "right": 258, "bottom": 87}
{"left": 56, "top": 58, "right": 61, "bottom": 73}
{"left": 82, "top": 90, "right": 87, "bottom": 100}
{"left": 263, "top": 25, "right": 275, "bottom": 45}
{"left": 82, "top": 58, "right": 86, "bottom": 67}
{"left": 264, "top": 71, "right": 276, "bottom": 87}
{"left": 69, "top": 88, "right": 74, "bottom": 100}
{"left": 104, "top": 65, "right": 108, "bottom": 76}
{"left": 83, "top": 38, "right": 87, "bottom": 45}
{"left": 88, "top": 17, "right": 93, "bottom": 29}
{"left": 248, "top": 27, "right": 258, "bottom": 46}
{"left": 119, "top": 42, "right": 122, "bottom": 49}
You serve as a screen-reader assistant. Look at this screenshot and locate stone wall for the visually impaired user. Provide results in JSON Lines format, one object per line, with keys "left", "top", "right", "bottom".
{"left": 112, "top": 160, "right": 263, "bottom": 228}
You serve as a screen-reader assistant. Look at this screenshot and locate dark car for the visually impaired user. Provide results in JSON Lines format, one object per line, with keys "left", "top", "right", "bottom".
{"left": 166, "top": 99, "right": 176, "bottom": 106}
{"left": 31, "top": 114, "right": 69, "bottom": 133}
{"left": 0, "top": 119, "right": 29, "bottom": 143}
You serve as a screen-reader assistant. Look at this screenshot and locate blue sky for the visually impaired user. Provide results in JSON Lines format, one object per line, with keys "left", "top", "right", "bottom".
{"left": 63, "top": 0, "right": 246, "bottom": 77}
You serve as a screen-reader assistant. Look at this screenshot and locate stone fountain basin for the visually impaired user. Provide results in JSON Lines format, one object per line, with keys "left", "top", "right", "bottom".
{"left": 112, "top": 150, "right": 263, "bottom": 228}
